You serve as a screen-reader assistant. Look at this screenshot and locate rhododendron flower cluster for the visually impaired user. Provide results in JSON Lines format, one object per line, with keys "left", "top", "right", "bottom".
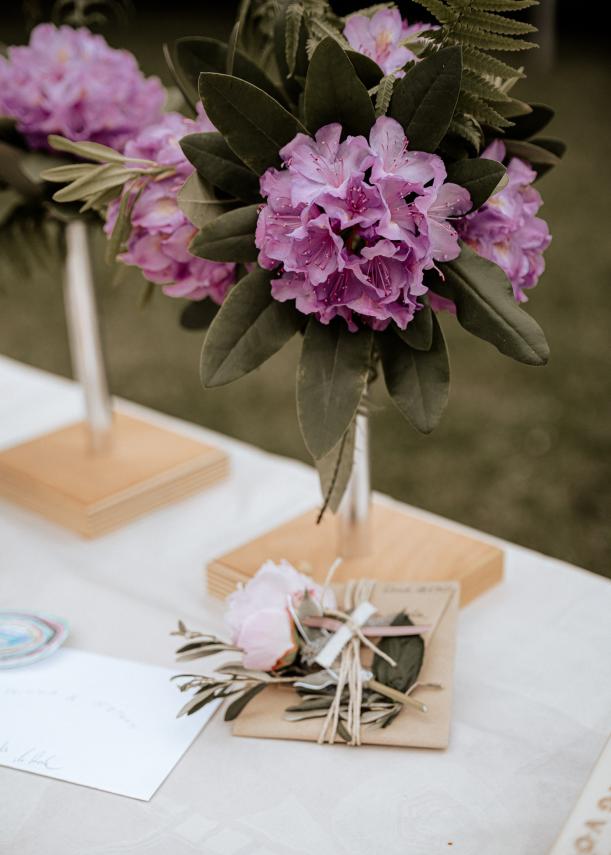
{"left": 256, "top": 117, "right": 471, "bottom": 330}
{"left": 0, "top": 24, "right": 165, "bottom": 151}
{"left": 457, "top": 140, "right": 551, "bottom": 303}
{"left": 226, "top": 561, "right": 336, "bottom": 671}
{"left": 105, "top": 110, "right": 236, "bottom": 303}
{"left": 343, "top": 8, "right": 435, "bottom": 77}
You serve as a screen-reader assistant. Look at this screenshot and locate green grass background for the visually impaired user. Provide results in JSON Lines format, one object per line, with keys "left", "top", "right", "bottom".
{"left": 0, "top": 10, "right": 609, "bottom": 576}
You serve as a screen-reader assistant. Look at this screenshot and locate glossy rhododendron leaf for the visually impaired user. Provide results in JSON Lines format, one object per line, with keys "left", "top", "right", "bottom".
{"left": 201, "top": 267, "right": 302, "bottom": 387}
{"left": 297, "top": 320, "right": 372, "bottom": 460}
{"left": 199, "top": 73, "right": 307, "bottom": 174}
{"left": 381, "top": 314, "right": 449, "bottom": 434}
{"left": 389, "top": 46, "right": 462, "bottom": 152}
{"left": 432, "top": 243, "right": 549, "bottom": 365}
{"left": 305, "top": 38, "right": 376, "bottom": 138}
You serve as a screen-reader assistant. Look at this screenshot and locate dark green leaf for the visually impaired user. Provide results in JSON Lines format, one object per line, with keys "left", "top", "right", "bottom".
{"left": 315, "top": 418, "right": 356, "bottom": 518}
{"left": 528, "top": 137, "right": 566, "bottom": 180}
{"left": 163, "top": 42, "right": 198, "bottom": 111}
{"left": 503, "top": 138, "right": 561, "bottom": 168}
{"left": 297, "top": 320, "right": 372, "bottom": 459}
{"left": 0, "top": 188, "right": 23, "bottom": 227}
{"left": 394, "top": 304, "right": 433, "bottom": 351}
{"left": 180, "top": 299, "right": 219, "bottom": 330}
{"left": 389, "top": 46, "right": 462, "bottom": 152}
{"left": 201, "top": 267, "right": 302, "bottom": 386}
{"left": 372, "top": 613, "right": 424, "bottom": 693}
{"left": 189, "top": 204, "right": 259, "bottom": 262}
{"left": 180, "top": 132, "right": 260, "bottom": 203}
{"left": 530, "top": 137, "right": 566, "bottom": 159}
{"left": 199, "top": 73, "right": 307, "bottom": 174}
{"left": 304, "top": 38, "right": 375, "bottom": 137}
{"left": 226, "top": 21, "right": 240, "bottom": 76}
{"left": 0, "top": 142, "right": 42, "bottom": 199}
{"left": 432, "top": 243, "right": 549, "bottom": 365}
{"left": 224, "top": 682, "right": 267, "bottom": 721}
{"left": 177, "top": 173, "right": 234, "bottom": 229}
{"left": 495, "top": 97, "right": 532, "bottom": 118}
{"left": 346, "top": 50, "right": 384, "bottom": 89}
{"left": 505, "top": 102, "right": 554, "bottom": 139}
{"left": 446, "top": 157, "right": 506, "bottom": 211}
{"left": 380, "top": 314, "right": 449, "bottom": 434}
{"left": 172, "top": 36, "right": 288, "bottom": 107}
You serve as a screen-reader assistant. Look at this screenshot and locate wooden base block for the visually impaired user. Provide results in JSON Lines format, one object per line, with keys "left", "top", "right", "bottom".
{"left": 0, "top": 413, "right": 228, "bottom": 537}
{"left": 207, "top": 503, "right": 503, "bottom": 606}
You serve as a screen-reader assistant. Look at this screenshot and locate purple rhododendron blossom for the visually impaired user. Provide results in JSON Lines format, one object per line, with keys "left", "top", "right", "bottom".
{"left": 255, "top": 117, "right": 471, "bottom": 330}
{"left": 457, "top": 139, "right": 552, "bottom": 303}
{"left": 343, "top": 9, "right": 436, "bottom": 77}
{"left": 0, "top": 24, "right": 165, "bottom": 151}
{"left": 105, "top": 110, "right": 236, "bottom": 303}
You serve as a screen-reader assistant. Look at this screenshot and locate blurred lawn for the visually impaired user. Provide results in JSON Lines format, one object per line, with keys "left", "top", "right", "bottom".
{"left": 0, "top": 13, "right": 609, "bottom": 576}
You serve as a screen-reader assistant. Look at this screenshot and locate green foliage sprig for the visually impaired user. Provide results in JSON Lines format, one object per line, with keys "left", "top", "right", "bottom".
{"left": 413, "top": 0, "right": 539, "bottom": 146}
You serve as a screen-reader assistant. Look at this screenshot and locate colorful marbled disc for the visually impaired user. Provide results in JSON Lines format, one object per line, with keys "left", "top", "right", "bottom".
{"left": 0, "top": 611, "right": 69, "bottom": 668}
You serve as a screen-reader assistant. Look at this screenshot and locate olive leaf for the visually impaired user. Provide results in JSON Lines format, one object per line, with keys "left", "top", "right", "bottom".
{"left": 51, "top": 163, "right": 137, "bottom": 204}
{"left": 390, "top": 46, "right": 462, "bottom": 152}
{"left": 224, "top": 682, "right": 267, "bottom": 721}
{"left": 304, "top": 37, "right": 376, "bottom": 137}
{"left": 201, "top": 267, "right": 302, "bottom": 387}
{"left": 380, "top": 314, "right": 450, "bottom": 434}
{"left": 297, "top": 320, "right": 372, "bottom": 460}
{"left": 48, "top": 134, "right": 153, "bottom": 165}
{"left": 372, "top": 613, "right": 424, "bottom": 694}
{"left": 432, "top": 243, "right": 549, "bottom": 365}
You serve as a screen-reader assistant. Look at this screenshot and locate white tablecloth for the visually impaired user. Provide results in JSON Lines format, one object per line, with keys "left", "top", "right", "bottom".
{"left": 1, "top": 355, "right": 609, "bottom": 855}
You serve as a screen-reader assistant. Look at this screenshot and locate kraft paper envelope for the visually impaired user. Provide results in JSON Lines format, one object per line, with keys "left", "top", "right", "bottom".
{"left": 232, "top": 580, "right": 459, "bottom": 748}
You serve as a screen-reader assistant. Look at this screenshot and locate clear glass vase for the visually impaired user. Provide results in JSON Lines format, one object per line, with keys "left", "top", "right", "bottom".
{"left": 63, "top": 220, "right": 113, "bottom": 453}
{"left": 337, "top": 411, "right": 372, "bottom": 558}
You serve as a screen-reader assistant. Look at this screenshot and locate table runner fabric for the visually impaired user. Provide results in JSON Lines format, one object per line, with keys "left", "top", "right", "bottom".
{"left": 1, "top": 355, "right": 610, "bottom": 855}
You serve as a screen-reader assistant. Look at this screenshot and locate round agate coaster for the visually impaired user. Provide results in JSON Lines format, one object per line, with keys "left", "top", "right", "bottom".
{"left": 0, "top": 611, "right": 69, "bottom": 669}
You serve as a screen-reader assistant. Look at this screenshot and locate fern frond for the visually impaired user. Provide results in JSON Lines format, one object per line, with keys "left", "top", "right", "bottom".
{"left": 452, "top": 23, "right": 536, "bottom": 51}
{"left": 375, "top": 75, "right": 396, "bottom": 117}
{"left": 344, "top": 3, "right": 394, "bottom": 21}
{"left": 471, "top": 0, "right": 538, "bottom": 9}
{"left": 412, "top": 0, "right": 539, "bottom": 143}
{"left": 462, "top": 9, "right": 536, "bottom": 34}
{"left": 458, "top": 92, "right": 514, "bottom": 129}
{"left": 462, "top": 67, "right": 510, "bottom": 102}
{"left": 462, "top": 45, "right": 525, "bottom": 79}
{"left": 285, "top": 3, "right": 304, "bottom": 76}
{"left": 411, "top": 0, "right": 452, "bottom": 22}
{"left": 448, "top": 116, "right": 483, "bottom": 149}
{"left": 306, "top": 17, "right": 349, "bottom": 56}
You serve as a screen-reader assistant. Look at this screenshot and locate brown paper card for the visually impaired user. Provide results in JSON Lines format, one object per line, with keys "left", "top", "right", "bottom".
{"left": 232, "top": 581, "right": 460, "bottom": 748}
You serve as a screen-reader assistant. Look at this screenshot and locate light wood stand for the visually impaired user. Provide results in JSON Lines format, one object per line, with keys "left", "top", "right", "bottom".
{"left": 207, "top": 503, "right": 503, "bottom": 606}
{"left": 0, "top": 412, "right": 228, "bottom": 537}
